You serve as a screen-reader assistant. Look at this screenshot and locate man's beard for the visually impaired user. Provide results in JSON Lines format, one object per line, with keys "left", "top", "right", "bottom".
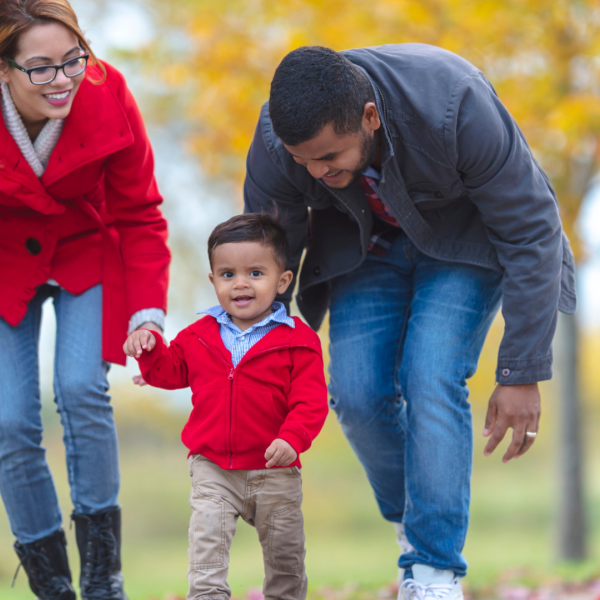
{"left": 337, "top": 128, "right": 378, "bottom": 189}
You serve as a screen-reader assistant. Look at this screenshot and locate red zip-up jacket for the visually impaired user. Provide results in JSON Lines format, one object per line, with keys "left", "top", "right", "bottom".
{"left": 136, "top": 314, "right": 328, "bottom": 470}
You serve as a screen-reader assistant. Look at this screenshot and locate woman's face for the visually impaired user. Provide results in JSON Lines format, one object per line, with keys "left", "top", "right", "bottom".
{"left": 0, "top": 22, "right": 86, "bottom": 126}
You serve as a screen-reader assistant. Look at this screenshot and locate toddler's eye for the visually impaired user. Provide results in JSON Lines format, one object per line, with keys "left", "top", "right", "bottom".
{"left": 222, "top": 271, "right": 234, "bottom": 278}
{"left": 250, "top": 270, "right": 262, "bottom": 277}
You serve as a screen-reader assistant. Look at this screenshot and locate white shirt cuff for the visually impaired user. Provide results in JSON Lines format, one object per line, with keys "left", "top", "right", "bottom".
{"left": 128, "top": 308, "right": 165, "bottom": 334}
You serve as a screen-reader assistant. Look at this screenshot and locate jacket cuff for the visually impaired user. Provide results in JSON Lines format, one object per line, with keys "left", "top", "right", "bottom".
{"left": 128, "top": 308, "right": 165, "bottom": 334}
{"left": 277, "top": 427, "right": 310, "bottom": 456}
{"left": 496, "top": 353, "right": 553, "bottom": 385}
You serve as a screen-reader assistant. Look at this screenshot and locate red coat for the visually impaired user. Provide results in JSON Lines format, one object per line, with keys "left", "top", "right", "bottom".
{"left": 136, "top": 316, "right": 329, "bottom": 470}
{"left": 0, "top": 61, "right": 170, "bottom": 365}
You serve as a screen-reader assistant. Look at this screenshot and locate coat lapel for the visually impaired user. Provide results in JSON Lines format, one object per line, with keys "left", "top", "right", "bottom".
{"left": 0, "top": 65, "right": 134, "bottom": 214}
{"left": 41, "top": 68, "right": 133, "bottom": 188}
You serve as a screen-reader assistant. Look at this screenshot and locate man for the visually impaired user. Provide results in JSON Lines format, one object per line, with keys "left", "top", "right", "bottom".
{"left": 244, "top": 44, "right": 576, "bottom": 600}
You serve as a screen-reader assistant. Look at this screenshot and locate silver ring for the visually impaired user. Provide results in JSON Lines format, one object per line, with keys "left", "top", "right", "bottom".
{"left": 525, "top": 431, "right": 537, "bottom": 438}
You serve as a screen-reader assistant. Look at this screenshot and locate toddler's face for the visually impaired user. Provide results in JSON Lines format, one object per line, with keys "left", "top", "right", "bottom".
{"left": 209, "top": 242, "right": 293, "bottom": 330}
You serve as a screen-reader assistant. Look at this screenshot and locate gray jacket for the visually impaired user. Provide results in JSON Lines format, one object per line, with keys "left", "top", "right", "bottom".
{"left": 244, "top": 43, "right": 576, "bottom": 385}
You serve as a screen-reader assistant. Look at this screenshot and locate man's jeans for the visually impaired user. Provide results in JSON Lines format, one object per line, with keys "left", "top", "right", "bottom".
{"left": 328, "top": 231, "right": 503, "bottom": 577}
{"left": 0, "top": 284, "right": 120, "bottom": 544}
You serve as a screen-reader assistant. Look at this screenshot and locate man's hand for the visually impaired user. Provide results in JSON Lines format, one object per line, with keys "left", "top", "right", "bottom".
{"left": 123, "top": 329, "right": 156, "bottom": 358}
{"left": 483, "top": 383, "right": 541, "bottom": 462}
{"left": 265, "top": 438, "right": 298, "bottom": 468}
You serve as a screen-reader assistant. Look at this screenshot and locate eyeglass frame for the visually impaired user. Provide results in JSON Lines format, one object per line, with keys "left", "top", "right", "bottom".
{"left": 2, "top": 54, "right": 90, "bottom": 85}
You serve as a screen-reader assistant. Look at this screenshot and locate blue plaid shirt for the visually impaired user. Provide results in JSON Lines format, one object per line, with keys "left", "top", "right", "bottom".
{"left": 200, "top": 302, "right": 295, "bottom": 367}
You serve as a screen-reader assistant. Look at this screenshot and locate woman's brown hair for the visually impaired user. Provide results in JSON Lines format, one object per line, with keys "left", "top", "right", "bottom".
{"left": 0, "top": 0, "right": 106, "bottom": 84}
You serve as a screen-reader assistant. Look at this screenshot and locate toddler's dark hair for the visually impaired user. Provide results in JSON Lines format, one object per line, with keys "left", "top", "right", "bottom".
{"left": 207, "top": 212, "right": 291, "bottom": 270}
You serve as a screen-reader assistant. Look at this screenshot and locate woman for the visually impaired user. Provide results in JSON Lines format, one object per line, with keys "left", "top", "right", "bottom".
{"left": 0, "top": 1, "right": 170, "bottom": 598}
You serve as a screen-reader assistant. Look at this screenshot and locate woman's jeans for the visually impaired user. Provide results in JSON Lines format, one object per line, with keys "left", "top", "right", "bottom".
{"left": 0, "top": 284, "right": 120, "bottom": 544}
{"left": 328, "top": 231, "right": 503, "bottom": 577}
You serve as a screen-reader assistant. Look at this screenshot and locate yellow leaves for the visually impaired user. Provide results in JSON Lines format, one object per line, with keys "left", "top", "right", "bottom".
{"left": 549, "top": 95, "right": 600, "bottom": 139}
{"left": 148, "top": 0, "right": 600, "bottom": 224}
{"left": 161, "top": 63, "right": 188, "bottom": 87}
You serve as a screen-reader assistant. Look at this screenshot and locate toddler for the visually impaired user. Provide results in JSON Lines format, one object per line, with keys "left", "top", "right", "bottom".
{"left": 123, "top": 213, "right": 329, "bottom": 600}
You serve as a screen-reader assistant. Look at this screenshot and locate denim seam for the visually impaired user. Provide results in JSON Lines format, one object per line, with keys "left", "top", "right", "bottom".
{"left": 52, "top": 290, "right": 81, "bottom": 514}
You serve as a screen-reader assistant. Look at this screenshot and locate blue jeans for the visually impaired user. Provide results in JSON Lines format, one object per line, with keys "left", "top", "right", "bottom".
{"left": 0, "top": 284, "right": 120, "bottom": 544}
{"left": 328, "top": 231, "right": 503, "bottom": 577}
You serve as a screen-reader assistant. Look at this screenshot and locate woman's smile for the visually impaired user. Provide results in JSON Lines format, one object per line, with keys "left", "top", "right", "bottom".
{"left": 42, "top": 89, "right": 71, "bottom": 106}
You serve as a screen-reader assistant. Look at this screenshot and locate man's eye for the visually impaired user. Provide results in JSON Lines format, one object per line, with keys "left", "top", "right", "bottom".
{"left": 250, "top": 270, "right": 262, "bottom": 277}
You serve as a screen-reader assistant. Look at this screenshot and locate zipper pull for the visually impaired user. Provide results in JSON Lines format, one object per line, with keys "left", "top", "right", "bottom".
{"left": 229, "top": 368, "right": 234, "bottom": 380}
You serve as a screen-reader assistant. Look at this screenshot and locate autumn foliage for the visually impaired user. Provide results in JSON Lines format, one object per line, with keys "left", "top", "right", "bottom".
{"left": 148, "top": 0, "right": 600, "bottom": 254}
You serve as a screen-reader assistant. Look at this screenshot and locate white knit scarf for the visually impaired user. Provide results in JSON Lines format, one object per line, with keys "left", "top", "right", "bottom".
{"left": 0, "top": 81, "right": 64, "bottom": 177}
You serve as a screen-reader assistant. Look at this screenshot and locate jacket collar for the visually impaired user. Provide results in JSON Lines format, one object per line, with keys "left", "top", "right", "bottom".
{"left": 0, "top": 64, "right": 134, "bottom": 214}
{"left": 199, "top": 302, "right": 295, "bottom": 334}
{"left": 190, "top": 314, "right": 314, "bottom": 369}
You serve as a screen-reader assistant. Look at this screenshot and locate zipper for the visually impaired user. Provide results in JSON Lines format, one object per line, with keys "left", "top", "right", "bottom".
{"left": 197, "top": 336, "right": 291, "bottom": 469}
{"left": 198, "top": 337, "right": 236, "bottom": 468}
{"left": 228, "top": 367, "right": 234, "bottom": 468}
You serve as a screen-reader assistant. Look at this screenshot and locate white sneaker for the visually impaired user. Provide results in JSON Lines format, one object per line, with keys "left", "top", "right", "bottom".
{"left": 398, "top": 565, "right": 463, "bottom": 600}
{"left": 394, "top": 523, "right": 414, "bottom": 583}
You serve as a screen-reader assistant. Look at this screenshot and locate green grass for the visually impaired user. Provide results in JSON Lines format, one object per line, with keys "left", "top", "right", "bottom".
{"left": 2, "top": 376, "right": 600, "bottom": 599}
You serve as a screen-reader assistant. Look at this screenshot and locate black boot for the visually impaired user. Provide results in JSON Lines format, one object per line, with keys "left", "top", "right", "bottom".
{"left": 13, "top": 529, "right": 76, "bottom": 600}
{"left": 72, "top": 508, "right": 128, "bottom": 600}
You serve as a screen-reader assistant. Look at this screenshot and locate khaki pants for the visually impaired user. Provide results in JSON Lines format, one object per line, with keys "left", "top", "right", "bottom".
{"left": 187, "top": 455, "right": 307, "bottom": 600}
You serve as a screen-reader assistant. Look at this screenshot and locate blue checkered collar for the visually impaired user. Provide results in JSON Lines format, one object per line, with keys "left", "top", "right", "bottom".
{"left": 199, "top": 301, "right": 295, "bottom": 335}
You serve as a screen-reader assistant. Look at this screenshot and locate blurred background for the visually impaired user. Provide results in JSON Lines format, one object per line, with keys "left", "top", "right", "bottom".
{"left": 2, "top": 1, "right": 600, "bottom": 598}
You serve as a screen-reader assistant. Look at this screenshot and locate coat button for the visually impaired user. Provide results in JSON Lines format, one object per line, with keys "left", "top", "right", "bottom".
{"left": 25, "top": 238, "right": 41, "bottom": 255}
{"left": 434, "top": 191, "right": 443, "bottom": 199}
{"left": 313, "top": 267, "right": 321, "bottom": 276}
{"left": 501, "top": 368, "right": 511, "bottom": 377}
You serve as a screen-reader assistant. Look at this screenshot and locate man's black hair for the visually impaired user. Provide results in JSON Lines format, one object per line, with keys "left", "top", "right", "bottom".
{"left": 269, "top": 46, "right": 376, "bottom": 146}
{"left": 207, "top": 212, "right": 291, "bottom": 270}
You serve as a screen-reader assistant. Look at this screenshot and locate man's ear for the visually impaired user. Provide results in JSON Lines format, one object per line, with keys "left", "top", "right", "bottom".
{"left": 363, "top": 102, "right": 381, "bottom": 132}
{"left": 278, "top": 270, "right": 294, "bottom": 295}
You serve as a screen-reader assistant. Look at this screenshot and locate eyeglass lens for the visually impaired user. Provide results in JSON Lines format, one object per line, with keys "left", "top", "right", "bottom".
{"left": 30, "top": 57, "right": 87, "bottom": 84}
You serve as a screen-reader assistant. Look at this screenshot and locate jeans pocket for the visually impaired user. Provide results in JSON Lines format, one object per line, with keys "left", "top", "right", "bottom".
{"left": 189, "top": 491, "right": 227, "bottom": 570}
{"left": 188, "top": 454, "right": 208, "bottom": 476}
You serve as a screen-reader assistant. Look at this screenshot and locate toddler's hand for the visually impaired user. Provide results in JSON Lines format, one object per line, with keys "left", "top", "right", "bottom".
{"left": 131, "top": 374, "right": 148, "bottom": 386}
{"left": 265, "top": 438, "right": 298, "bottom": 468}
{"left": 123, "top": 330, "right": 156, "bottom": 358}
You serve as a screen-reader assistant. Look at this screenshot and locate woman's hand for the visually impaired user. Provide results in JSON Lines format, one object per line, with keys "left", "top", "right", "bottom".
{"left": 265, "top": 438, "right": 298, "bottom": 468}
{"left": 123, "top": 329, "right": 156, "bottom": 358}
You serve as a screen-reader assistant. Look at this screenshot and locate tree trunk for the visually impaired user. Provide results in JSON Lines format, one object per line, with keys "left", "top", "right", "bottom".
{"left": 557, "top": 311, "right": 587, "bottom": 560}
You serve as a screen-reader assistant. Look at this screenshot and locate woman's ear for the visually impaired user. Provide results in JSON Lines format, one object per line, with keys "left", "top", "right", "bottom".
{"left": 277, "top": 270, "right": 294, "bottom": 295}
{"left": 0, "top": 60, "right": 11, "bottom": 84}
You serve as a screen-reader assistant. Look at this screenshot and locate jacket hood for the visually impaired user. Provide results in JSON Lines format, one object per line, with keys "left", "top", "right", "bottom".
{"left": 189, "top": 314, "right": 322, "bottom": 367}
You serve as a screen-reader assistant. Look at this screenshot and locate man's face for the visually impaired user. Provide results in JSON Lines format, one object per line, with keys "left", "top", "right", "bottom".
{"left": 284, "top": 104, "right": 380, "bottom": 189}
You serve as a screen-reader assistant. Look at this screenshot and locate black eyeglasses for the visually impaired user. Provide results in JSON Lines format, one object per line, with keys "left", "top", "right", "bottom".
{"left": 3, "top": 54, "right": 89, "bottom": 85}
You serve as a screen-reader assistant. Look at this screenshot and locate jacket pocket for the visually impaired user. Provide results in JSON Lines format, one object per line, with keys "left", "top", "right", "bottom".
{"left": 181, "top": 385, "right": 230, "bottom": 455}
{"left": 406, "top": 180, "right": 467, "bottom": 213}
{"left": 558, "top": 232, "right": 577, "bottom": 315}
{"left": 233, "top": 384, "right": 286, "bottom": 455}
